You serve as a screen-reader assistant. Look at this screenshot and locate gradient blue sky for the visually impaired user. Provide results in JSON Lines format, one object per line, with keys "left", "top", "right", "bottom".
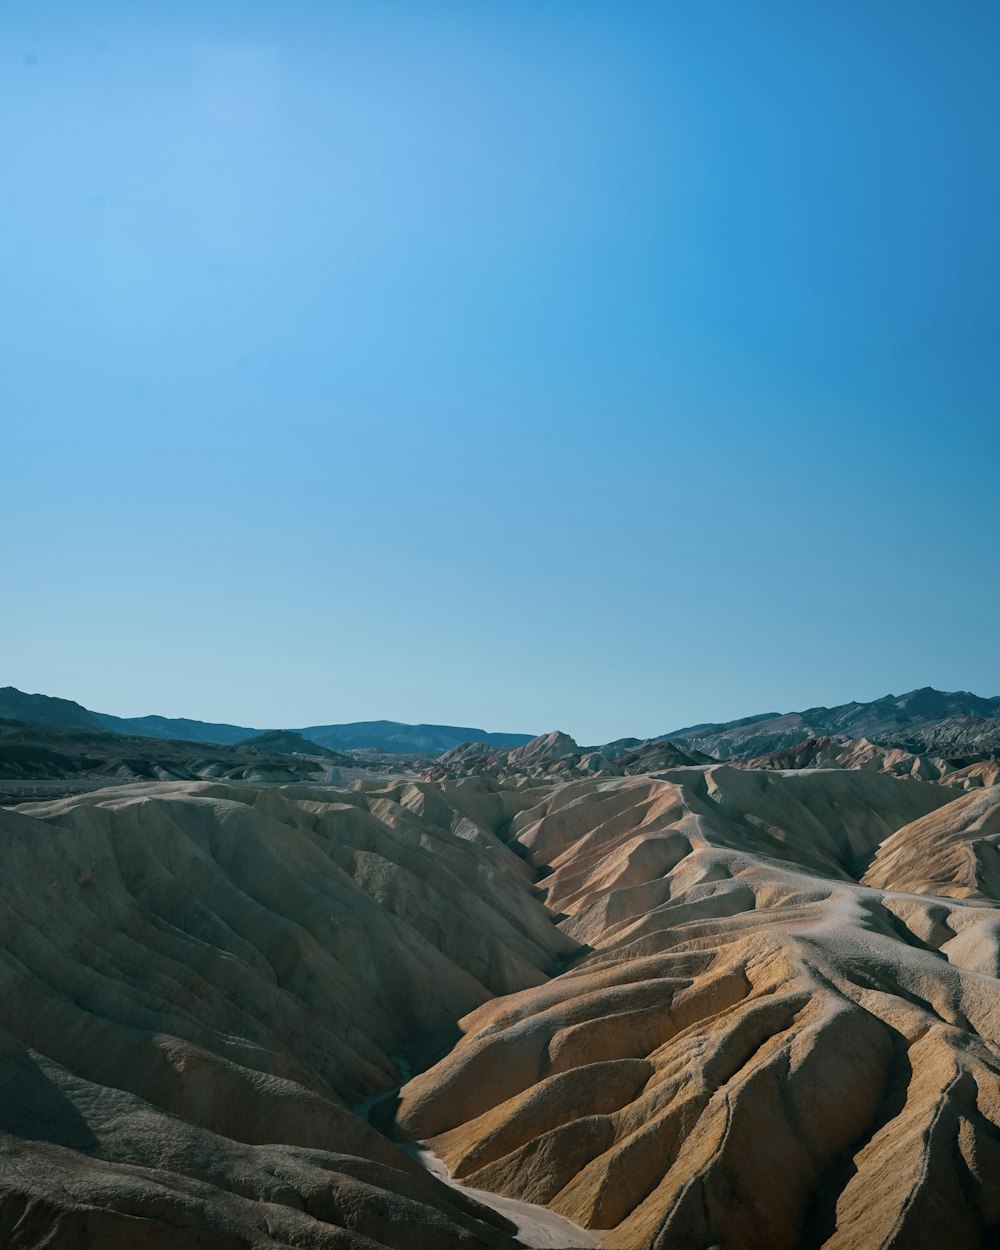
{"left": 3, "top": 1, "right": 998, "bottom": 743}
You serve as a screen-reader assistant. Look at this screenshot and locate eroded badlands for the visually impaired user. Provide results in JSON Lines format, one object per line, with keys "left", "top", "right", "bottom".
{"left": 2, "top": 766, "right": 1000, "bottom": 1247}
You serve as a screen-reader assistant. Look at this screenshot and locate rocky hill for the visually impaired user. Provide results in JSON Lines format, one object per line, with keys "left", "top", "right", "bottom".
{"left": 235, "top": 729, "right": 342, "bottom": 757}
{"left": 428, "top": 732, "right": 708, "bottom": 783}
{"left": 740, "top": 735, "right": 1000, "bottom": 789}
{"left": 396, "top": 768, "right": 1000, "bottom": 1248}
{"left": 6, "top": 769, "right": 1000, "bottom": 1246}
{"left": 667, "top": 686, "right": 1000, "bottom": 758}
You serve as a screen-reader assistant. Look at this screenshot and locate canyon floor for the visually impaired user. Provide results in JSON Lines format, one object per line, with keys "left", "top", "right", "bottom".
{"left": 2, "top": 765, "right": 1000, "bottom": 1248}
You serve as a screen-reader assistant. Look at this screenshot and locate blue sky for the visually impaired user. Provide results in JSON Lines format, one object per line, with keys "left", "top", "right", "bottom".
{"left": 3, "top": 1, "right": 998, "bottom": 743}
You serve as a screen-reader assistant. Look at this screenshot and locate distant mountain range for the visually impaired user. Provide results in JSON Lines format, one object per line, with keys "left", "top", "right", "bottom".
{"left": 2, "top": 683, "right": 998, "bottom": 761}
{"left": 0, "top": 718, "right": 358, "bottom": 796}
{"left": 665, "top": 687, "right": 1000, "bottom": 758}
{"left": 0, "top": 687, "right": 535, "bottom": 755}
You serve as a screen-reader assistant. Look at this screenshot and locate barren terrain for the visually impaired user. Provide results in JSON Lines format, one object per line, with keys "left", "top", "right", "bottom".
{"left": 0, "top": 757, "right": 999, "bottom": 1246}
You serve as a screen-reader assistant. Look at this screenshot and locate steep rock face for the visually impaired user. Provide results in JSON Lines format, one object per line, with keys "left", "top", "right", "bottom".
{"left": 506, "top": 733, "right": 582, "bottom": 768}
{"left": 0, "top": 778, "right": 570, "bottom": 1249}
{"left": 862, "top": 785, "right": 1000, "bottom": 901}
{"left": 396, "top": 768, "right": 1000, "bottom": 1249}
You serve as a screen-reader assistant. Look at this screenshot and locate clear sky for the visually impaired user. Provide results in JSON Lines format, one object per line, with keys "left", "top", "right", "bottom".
{"left": 3, "top": 1, "right": 998, "bottom": 743}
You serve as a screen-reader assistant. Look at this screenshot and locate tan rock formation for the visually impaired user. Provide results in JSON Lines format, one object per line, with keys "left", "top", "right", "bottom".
{"left": 396, "top": 767, "right": 1000, "bottom": 1248}
{"left": 8, "top": 767, "right": 1000, "bottom": 1247}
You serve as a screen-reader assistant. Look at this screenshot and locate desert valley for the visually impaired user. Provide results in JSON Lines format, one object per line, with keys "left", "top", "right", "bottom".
{"left": 1, "top": 685, "right": 1000, "bottom": 1248}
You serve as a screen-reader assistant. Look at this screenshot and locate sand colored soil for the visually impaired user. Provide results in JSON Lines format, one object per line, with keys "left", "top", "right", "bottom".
{"left": 397, "top": 768, "right": 1000, "bottom": 1248}
{"left": 4, "top": 768, "right": 1000, "bottom": 1247}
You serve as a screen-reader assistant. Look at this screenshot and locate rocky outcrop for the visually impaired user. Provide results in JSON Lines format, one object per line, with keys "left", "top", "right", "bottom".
{"left": 740, "top": 734, "right": 1000, "bottom": 789}
{"left": 428, "top": 733, "right": 706, "bottom": 784}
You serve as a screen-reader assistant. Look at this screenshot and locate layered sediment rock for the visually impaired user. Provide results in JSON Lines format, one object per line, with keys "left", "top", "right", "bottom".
{"left": 397, "top": 768, "right": 1000, "bottom": 1249}
{"left": 7, "top": 767, "right": 1000, "bottom": 1247}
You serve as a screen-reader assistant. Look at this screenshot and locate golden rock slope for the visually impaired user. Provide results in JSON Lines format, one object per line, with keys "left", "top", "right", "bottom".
{"left": 396, "top": 767, "right": 1000, "bottom": 1249}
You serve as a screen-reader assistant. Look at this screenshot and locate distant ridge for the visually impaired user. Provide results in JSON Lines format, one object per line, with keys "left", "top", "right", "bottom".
{"left": 234, "top": 729, "right": 342, "bottom": 758}
{"left": 0, "top": 687, "right": 534, "bottom": 755}
{"left": 95, "top": 711, "right": 258, "bottom": 745}
{"left": 0, "top": 687, "right": 105, "bottom": 733}
{"left": 294, "top": 720, "right": 533, "bottom": 754}
{"left": 4, "top": 683, "right": 999, "bottom": 760}
{"left": 665, "top": 686, "right": 1000, "bottom": 758}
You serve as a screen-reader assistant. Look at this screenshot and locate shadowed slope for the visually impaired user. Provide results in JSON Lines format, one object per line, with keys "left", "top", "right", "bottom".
{"left": 0, "top": 777, "right": 572, "bottom": 1249}
{"left": 863, "top": 785, "right": 1000, "bottom": 902}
